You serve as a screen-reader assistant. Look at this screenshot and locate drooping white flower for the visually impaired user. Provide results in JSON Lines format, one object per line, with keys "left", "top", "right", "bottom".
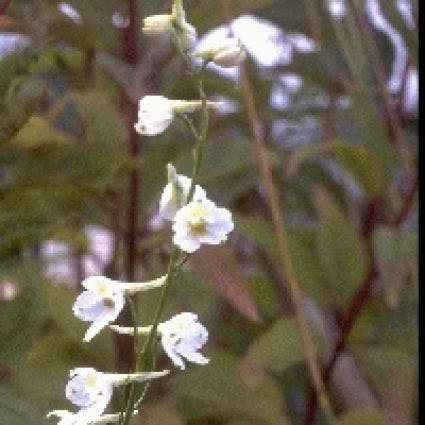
{"left": 134, "top": 96, "right": 220, "bottom": 136}
{"left": 58, "top": 368, "right": 169, "bottom": 423}
{"left": 172, "top": 198, "right": 234, "bottom": 253}
{"left": 158, "top": 312, "right": 209, "bottom": 370}
{"left": 73, "top": 275, "right": 166, "bottom": 342}
{"left": 192, "top": 37, "right": 247, "bottom": 68}
{"left": 159, "top": 164, "right": 206, "bottom": 221}
{"left": 47, "top": 410, "right": 139, "bottom": 424}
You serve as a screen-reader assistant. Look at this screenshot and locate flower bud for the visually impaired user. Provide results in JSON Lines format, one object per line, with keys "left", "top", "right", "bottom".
{"left": 192, "top": 37, "right": 246, "bottom": 68}
{"left": 142, "top": 14, "right": 173, "bottom": 36}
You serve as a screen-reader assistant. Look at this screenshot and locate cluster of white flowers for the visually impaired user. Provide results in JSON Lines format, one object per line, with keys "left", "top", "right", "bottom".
{"left": 48, "top": 1, "right": 240, "bottom": 423}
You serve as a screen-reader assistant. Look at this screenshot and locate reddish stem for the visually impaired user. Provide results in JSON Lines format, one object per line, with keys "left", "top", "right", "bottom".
{"left": 0, "top": 0, "right": 12, "bottom": 14}
{"left": 305, "top": 175, "right": 418, "bottom": 424}
{"left": 115, "top": 0, "right": 140, "bottom": 373}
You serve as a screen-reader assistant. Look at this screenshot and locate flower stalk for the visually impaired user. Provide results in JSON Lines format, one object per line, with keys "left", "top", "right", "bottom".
{"left": 48, "top": 2, "right": 239, "bottom": 424}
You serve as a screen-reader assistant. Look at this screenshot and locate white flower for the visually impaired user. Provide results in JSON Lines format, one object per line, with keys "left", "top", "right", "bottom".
{"left": 65, "top": 368, "right": 113, "bottom": 418}
{"left": 172, "top": 198, "right": 234, "bottom": 253}
{"left": 158, "top": 312, "right": 209, "bottom": 370}
{"left": 134, "top": 96, "right": 174, "bottom": 136}
{"left": 134, "top": 96, "right": 220, "bottom": 136}
{"left": 47, "top": 410, "right": 139, "bottom": 424}
{"left": 192, "top": 37, "right": 247, "bottom": 68}
{"left": 159, "top": 165, "right": 206, "bottom": 221}
{"left": 59, "top": 368, "right": 169, "bottom": 423}
{"left": 73, "top": 275, "right": 166, "bottom": 342}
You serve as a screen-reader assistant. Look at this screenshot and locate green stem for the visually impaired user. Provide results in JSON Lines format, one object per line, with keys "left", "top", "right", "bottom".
{"left": 120, "top": 22, "right": 210, "bottom": 424}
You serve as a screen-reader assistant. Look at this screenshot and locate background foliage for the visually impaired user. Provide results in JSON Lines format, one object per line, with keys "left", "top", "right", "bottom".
{"left": 0, "top": 0, "right": 417, "bottom": 424}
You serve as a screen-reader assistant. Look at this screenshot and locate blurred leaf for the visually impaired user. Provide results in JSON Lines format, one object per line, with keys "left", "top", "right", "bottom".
{"left": 335, "top": 408, "right": 384, "bottom": 425}
{"left": 288, "top": 228, "right": 330, "bottom": 305}
{"left": 0, "top": 386, "right": 44, "bottom": 425}
{"left": 3, "top": 330, "right": 87, "bottom": 416}
{"left": 327, "top": 142, "right": 382, "bottom": 197}
{"left": 11, "top": 115, "right": 72, "bottom": 147}
{"left": 374, "top": 226, "right": 417, "bottom": 307}
{"left": 0, "top": 261, "right": 46, "bottom": 363}
{"left": 236, "top": 215, "right": 275, "bottom": 260}
{"left": 247, "top": 272, "right": 281, "bottom": 322}
{"left": 69, "top": 90, "right": 126, "bottom": 145}
{"left": 170, "top": 350, "right": 288, "bottom": 424}
{"left": 315, "top": 188, "right": 367, "bottom": 305}
{"left": 190, "top": 245, "right": 261, "bottom": 323}
{"left": 175, "top": 137, "right": 268, "bottom": 205}
{"left": 242, "top": 318, "right": 306, "bottom": 373}
{"left": 287, "top": 141, "right": 382, "bottom": 197}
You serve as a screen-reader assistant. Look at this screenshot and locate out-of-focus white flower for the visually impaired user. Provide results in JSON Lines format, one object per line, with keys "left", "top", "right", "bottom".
{"left": 158, "top": 312, "right": 209, "bottom": 370}
{"left": 172, "top": 198, "right": 234, "bottom": 253}
{"left": 134, "top": 96, "right": 219, "bottom": 136}
{"left": 192, "top": 37, "right": 246, "bottom": 67}
{"left": 73, "top": 275, "right": 166, "bottom": 342}
{"left": 159, "top": 164, "right": 206, "bottom": 221}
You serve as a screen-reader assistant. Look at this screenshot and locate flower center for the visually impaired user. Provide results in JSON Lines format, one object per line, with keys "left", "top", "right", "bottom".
{"left": 97, "top": 281, "right": 108, "bottom": 297}
{"left": 85, "top": 375, "right": 98, "bottom": 389}
{"left": 188, "top": 203, "right": 209, "bottom": 235}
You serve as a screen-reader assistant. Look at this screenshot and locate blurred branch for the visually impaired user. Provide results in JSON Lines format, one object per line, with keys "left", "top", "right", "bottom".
{"left": 305, "top": 175, "right": 418, "bottom": 423}
{"left": 0, "top": 0, "right": 12, "bottom": 15}
{"left": 390, "top": 175, "right": 418, "bottom": 227}
{"left": 218, "top": 0, "right": 333, "bottom": 418}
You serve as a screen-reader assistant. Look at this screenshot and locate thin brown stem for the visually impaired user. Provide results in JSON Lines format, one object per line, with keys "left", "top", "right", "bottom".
{"left": 218, "top": 0, "right": 328, "bottom": 411}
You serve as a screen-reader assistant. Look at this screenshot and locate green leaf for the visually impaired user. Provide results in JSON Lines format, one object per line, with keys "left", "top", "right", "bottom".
{"left": 170, "top": 350, "right": 288, "bottom": 424}
{"left": 175, "top": 137, "right": 266, "bottom": 205}
{"left": 288, "top": 228, "right": 329, "bottom": 304}
{"left": 11, "top": 115, "right": 72, "bottom": 147}
{"left": 286, "top": 142, "right": 382, "bottom": 197}
{"left": 315, "top": 188, "right": 367, "bottom": 305}
{"left": 374, "top": 226, "right": 418, "bottom": 307}
{"left": 0, "top": 386, "right": 44, "bottom": 425}
{"left": 327, "top": 142, "right": 382, "bottom": 197}
{"left": 69, "top": 90, "right": 126, "bottom": 146}
{"left": 0, "top": 261, "right": 47, "bottom": 363}
{"left": 242, "top": 317, "right": 324, "bottom": 373}
{"left": 335, "top": 409, "right": 385, "bottom": 425}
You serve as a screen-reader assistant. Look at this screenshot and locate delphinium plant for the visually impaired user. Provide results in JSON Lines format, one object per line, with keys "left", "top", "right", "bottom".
{"left": 46, "top": 1, "right": 245, "bottom": 424}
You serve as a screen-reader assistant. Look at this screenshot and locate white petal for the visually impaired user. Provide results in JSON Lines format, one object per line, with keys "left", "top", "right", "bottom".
{"left": 181, "top": 350, "right": 210, "bottom": 366}
{"left": 73, "top": 292, "right": 104, "bottom": 322}
{"left": 161, "top": 337, "right": 186, "bottom": 370}
{"left": 83, "top": 308, "right": 121, "bottom": 342}
{"left": 172, "top": 234, "right": 201, "bottom": 253}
